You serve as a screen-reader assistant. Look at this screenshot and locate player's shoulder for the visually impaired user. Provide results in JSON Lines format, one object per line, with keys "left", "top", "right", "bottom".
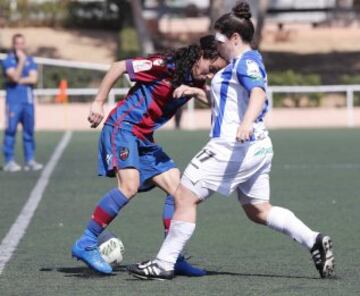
{"left": 2, "top": 53, "right": 15, "bottom": 68}
{"left": 128, "top": 54, "right": 169, "bottom": 74}
{"left": 236, "top": 50, "right": 264, "bottom": 76}
{"left": 238, "top": 50, "right": 263, "bottom": 67}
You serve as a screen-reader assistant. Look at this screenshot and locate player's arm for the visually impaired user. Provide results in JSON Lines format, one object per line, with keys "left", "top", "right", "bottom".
{"left": 5, "top": 51, "right": 27, "bottom": 83}
{"left": 88, "top": 60, "right": 127, "bottom": 128}
{"left": 18, "top": 70, "right": 38, "bottom": 85}
{"left": 236, "top": 87, "right": 266, "bottom": 142}
{"left": 173, "top": 84, "right": 210, "bottom": 106}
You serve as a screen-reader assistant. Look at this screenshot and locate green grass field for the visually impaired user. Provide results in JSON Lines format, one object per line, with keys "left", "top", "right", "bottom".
{"left": 0, "top": 129, "right": 359, "bottom": 296}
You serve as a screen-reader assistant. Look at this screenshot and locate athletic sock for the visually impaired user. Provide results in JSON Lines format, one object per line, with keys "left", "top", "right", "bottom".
{"left": 155, "top": 220, "right": 195, "bottom": 271}
{"left": 78, "top": 188, "right": 129, "bottom": 249}
{"left": 162, "top": 195, "right": 175, "bottom": 236}
{"left": 266, "top": 206, "right": 318, "bottom": 250}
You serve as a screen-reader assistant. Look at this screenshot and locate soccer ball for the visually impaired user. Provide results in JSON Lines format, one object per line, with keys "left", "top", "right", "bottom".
{"left": 97, "top": 230, "right": 125, "bottom": 265}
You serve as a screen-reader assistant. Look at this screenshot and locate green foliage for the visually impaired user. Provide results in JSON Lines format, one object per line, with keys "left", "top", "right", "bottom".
{"left": 40, "top": 65, "right": 129, "bottom": 102}
{"left": 268, "top": 70, "right": 322, "bottom": 107}
{"left": 118, "top": 27, "right": 141, "bottom": 59}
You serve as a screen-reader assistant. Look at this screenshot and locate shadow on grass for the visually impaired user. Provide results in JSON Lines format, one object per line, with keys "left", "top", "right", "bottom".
{"left": 41, "top": 266, "right": 337, "bottom": 281}
{"left": 40, "top": 265, "right": 128, "bottom": 278}
{"left": 205, "top": 270, "right": 319, "bottom": 280}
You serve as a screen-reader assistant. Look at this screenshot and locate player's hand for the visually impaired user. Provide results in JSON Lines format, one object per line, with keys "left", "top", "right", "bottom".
{"left": 236, "top": 122, "right": 253, "bottom": 143}
{"left": 173, "top": 85, "right": 194, "bottom": 99}
{"left": 15, "top": 49, "right": 26, "bottom": 62}
{"left": 88, "top": 101, "right": 104, "bottom": 128}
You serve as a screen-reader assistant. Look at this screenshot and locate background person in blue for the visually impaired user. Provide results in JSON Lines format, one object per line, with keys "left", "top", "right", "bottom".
{"left": 2, "top": 33, "right": 43, "bottom": 172}
{"left": 71, "top": 35, "right": 227, "bottom": 275}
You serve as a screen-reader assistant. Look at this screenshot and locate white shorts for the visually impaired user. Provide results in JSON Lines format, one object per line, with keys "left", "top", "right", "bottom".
{"left": 181, "top": 136, "right": 273, "bottom": 203}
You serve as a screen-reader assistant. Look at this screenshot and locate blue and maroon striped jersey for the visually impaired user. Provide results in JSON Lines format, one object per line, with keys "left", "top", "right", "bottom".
{"left": 104, "top": 55, "right": 204, "bottom": 140}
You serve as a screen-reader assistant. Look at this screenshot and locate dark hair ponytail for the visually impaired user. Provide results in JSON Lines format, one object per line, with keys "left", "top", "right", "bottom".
{"left": 171, "top": 34, "right": 219, "bottom": 87}
{"left": 214, "top": 1, "right": 254, "bottom": 44}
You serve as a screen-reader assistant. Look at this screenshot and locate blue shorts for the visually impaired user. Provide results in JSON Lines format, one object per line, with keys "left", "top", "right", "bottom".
{"left": 98, "top": 125, "right": 176, "bottom": 192}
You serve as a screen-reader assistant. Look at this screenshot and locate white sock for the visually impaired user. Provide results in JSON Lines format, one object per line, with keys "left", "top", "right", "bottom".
{"left": 266, "top": 206, "right": 318, "bottom": 250}
{"left": 155, "top": 220, "right": 195, "bottom": 271}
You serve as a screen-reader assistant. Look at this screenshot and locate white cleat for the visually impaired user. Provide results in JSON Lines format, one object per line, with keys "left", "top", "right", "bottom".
{"left": 3, "top": 161, "right": 22, "bottom": 172}
{"left": 24, "top": 160, "right": 43, "bottom": 171}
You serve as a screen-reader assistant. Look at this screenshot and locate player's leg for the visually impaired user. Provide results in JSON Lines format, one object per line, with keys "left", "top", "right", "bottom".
{"left": 21, "top": 103, "right": 43, "bottom": 171}
{"left": 128, "top": 175, "right": 213, "bottom": 280}
{"left": 3, "top": 103, "right": 22, "bottom": 172}
{"left": 153, "top": 169, "right": 207, "bottom": 276}
{"left": 72, "top": 127, "right": 140, "bottom": 274}
{"left": 238, "top": 174, "right": 335, "bottom": 278}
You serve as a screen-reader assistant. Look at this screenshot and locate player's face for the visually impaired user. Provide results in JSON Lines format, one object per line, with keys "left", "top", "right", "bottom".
{"left": 13, "top": 36, "right": 26, "bottom": 52}
{"left": 215, "top": 31, "right": 236, "bottom": 61}
{"left": 192, "top": 56, "right": 227, "bottom": 81}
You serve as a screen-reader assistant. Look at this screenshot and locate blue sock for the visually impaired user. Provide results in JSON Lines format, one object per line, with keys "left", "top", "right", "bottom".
{"left": 162, "top": 195, "right": 175, "bottom": 236}
{"left": 78, "top": 188, "right": 129, "bottom": 249}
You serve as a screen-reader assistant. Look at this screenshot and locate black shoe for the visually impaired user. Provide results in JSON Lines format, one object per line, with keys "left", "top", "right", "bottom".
{"left": 311, "top": 234, "right": 335, "bottom": 278}
{"left": 127, "top": 260, "right": 174, "bottom": 281}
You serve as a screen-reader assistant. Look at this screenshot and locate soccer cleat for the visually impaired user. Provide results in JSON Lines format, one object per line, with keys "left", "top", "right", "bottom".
{"left": 127, "top": 260, "right": 174, "bottom": 280}
{"left": 174, "top": 255, "right": 207, "bottom": 277}
{"left": 71, "top": 241, "right": 112, "bottom": 274}
{"left": 310, "top": 234, "right": 335, "bottom": 278}
{"left": 3, "top": 160, "right": 22, "bottom": 172}
{"left": 24, "top": 160, "right": 43, "bottom": 171}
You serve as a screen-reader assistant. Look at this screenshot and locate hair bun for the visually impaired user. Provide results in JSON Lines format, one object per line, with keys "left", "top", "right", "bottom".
{"left": 232, "top": 1, "right": 252, "bottom": 19}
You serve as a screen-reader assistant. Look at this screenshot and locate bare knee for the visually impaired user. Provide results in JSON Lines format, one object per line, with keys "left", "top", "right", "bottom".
{"left": 117, "top": 182, "right": 138, "bottom": 198}
{"left": 175, "top": 185, "right": 198, "bottom": 209}
{"left": 116, "top": 169, "right": 140, "bottom": 198}
{"left": 242, "top": 202, "right": 272, "bottom": 225}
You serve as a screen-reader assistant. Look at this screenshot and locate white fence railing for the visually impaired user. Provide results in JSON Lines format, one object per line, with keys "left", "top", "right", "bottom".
{"left": 0, "top": 84, "right": 359, "bottom": 127}
{"left": 267, "top": 85, "right": 360, "bottom": 127}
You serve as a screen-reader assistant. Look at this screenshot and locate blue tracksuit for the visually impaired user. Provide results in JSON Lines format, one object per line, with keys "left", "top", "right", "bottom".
{"left": 2, "top": 52, "right": 38, "bottom": 163}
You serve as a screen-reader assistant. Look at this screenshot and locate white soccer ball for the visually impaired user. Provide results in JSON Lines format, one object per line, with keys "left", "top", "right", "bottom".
{"left": 98, "top": 231, "right": 125, "bottom": 265}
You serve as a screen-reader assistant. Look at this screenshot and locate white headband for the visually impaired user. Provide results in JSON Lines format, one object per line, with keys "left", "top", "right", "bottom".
{"left": 215, "top": 32, "right": 228, "bottom": 43}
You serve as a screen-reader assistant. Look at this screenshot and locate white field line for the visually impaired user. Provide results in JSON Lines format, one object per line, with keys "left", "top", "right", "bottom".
{"left": 0, "top": 131, "right": 72, "bottom": 275}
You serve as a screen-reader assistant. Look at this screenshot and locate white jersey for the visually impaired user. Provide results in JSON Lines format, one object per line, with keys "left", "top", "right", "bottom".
{"left": 210, "top": 50, "right": 269, "bottom": 141}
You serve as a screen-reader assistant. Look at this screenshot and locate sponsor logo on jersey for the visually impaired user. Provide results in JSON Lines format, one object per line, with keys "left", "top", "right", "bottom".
{"left": 152, "top": 58, "right": 165, "bottom": 67}
{"left": 246, "top": 59, "right": 262, "bottom": 80}
{"left": 119, "top": 147, "right": 129, "bottom": 160}
{"left": 132, "top": 60, "right": 153, "bottom": 73}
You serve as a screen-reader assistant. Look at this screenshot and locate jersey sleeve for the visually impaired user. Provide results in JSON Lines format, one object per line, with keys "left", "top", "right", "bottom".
{"left": 125, "top": 56, "right": 169, "bottom": 83}
{"left": 236, "top": 58, "right": 266, "bottom": 92}
{"left": 2, "top": 56, "right": 15, "bottom": 72}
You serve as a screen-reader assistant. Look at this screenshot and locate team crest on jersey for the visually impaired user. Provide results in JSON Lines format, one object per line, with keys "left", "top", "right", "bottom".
{"left": 246, "top": 59, "right": 262, "bottom": 80}
{"left": 132, "top": 60, "right": 153, "bottom": 73}
{"left": 119, "top": 147, "right": 129, "bottom": 160}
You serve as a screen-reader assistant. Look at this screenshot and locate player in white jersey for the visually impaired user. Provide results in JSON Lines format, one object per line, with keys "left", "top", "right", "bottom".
{"left": 128, "top": 2, "right": 335, "bottom": 280}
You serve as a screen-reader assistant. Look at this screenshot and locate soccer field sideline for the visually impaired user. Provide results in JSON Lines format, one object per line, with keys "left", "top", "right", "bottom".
{"left": 0, "top": 129, "right": 359, "bottom": 296}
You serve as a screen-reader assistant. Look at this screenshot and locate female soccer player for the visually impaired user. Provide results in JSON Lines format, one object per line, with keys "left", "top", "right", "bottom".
{"left": 71, "top": 35, "right": 227, "bottom": 275}
{"left": 128, "top": 2, "right": 335, "bottom": 280}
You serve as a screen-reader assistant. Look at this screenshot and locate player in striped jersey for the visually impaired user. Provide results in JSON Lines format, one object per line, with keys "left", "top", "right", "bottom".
{"left": 128, "top": 2, "right": 335, "bottom": 280}
{"left": 71, "top": 35, "right": 227, "bottom": 275}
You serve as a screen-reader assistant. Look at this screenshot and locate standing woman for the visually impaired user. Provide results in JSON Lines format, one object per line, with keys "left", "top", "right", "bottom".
{"left": 128, "top": 2, "right": 335, "bottom": 280}
{"left": 71, "top": 35, "right": 226, "bottom": 275}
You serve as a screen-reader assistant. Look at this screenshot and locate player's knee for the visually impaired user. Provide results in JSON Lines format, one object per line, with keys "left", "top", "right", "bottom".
{"left": 117, "top": 182, "right": 138, "bottom": 198}
{"left": 5, "top": 127, "right": 17, "bottom": 137}
{"left": 243, "top": 203, "right": 271, "bottom": 225}
{"left": 174, "top": 185, "right": 197, "bottom": 209}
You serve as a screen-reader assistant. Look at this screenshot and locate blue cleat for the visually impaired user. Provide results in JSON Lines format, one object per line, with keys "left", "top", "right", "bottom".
{"left": 71, "top": 241, "right": 113, "bottom": 274}
{"left": 174, "top": 255, "right": 207, "bottom": 277}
